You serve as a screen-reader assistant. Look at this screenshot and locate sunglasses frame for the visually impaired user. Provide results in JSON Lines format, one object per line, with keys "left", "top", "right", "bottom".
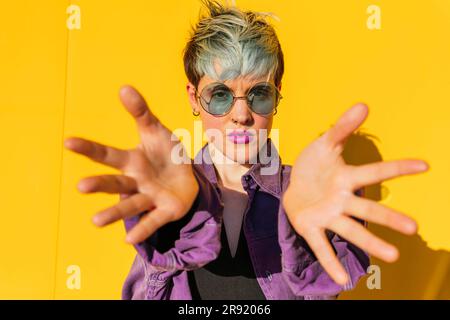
{"left": 195, "top": 81, "right": 283, "bottom": 117}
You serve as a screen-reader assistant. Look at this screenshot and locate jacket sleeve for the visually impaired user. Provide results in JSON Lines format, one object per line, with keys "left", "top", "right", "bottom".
{"left": 121, "top": 164, "right": 223, "bottom": 299}
{"left": 278, "top": 176, "right": 370, "bottom": 298}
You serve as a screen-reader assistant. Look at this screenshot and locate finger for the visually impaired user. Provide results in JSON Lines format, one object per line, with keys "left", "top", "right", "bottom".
{"left": 125, "top": 208, "right": 174, "bottom": 244}
{"left": 303, "top": 229, "right": 349, "bottom": 286}
{"left": 345, "top": 195, "right": 418, "bottom": 235}
{"left": 120, "top": 193, "right": 132, "bottom": 200}
{"left": 350, "top": 159, "right": 429, "bottom": 189}
{"left": 119, "top": 85, "right": 160, "bottom": 131}
{"left": 78, "top": 175, "right": 138, "bottom": 194}
{"left": 324, "top": 103, "right": 369, "bottom": 148}
{"left": 329, "top": 217, "right": 399, "bottom": 263}
{"left": 92, "top": 193, "right": 154, "bottom": 227}
{"left": 64, "top": 137, "right": 129, "bottom": 170}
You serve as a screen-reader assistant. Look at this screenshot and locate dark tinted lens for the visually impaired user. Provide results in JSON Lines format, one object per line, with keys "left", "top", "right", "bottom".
{"left": 200, "top": 83, "right": 233, "bottom": 115}
{"left": 248, "top": 83, "right": 278, "bottom": 115}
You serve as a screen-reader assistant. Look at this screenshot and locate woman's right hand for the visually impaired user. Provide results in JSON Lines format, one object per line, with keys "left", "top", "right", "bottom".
{"left": 64, "top": 85, "right": 199, "bottom": 245}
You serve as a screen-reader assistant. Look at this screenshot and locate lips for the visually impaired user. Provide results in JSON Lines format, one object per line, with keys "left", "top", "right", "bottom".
{"left": 227, "top": 130, "right": 254, "bottom": 144}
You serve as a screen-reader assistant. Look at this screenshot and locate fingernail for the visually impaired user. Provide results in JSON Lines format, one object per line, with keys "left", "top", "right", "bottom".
{"left": 92, "top": 215, "right": 103, "bottom": 226}
{"left": 120, "top": 85, "right": 134, "bottom": 97}
{"left": 386, "top": 247, "right": 399, "bottom": 262}
{"left": 125, "top": 234, "right": 135, "bottom": 244}
{"left": 405, "top": 221, "right": 418, "bottom": 234}
{"left": 335, "top": 271, "right": 348, "bottom": 284}
{"left": 417, "top": 161, "right": 429, "bottom": 171}
{"left": 64, "top": 138, "right": 73, "bottom": 149}
{"left": 77, "top": 181, "right": 89, "bottom": 193}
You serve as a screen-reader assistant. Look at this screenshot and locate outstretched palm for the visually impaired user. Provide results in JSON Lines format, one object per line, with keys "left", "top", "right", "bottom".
{"left": 282, "top": 104, "right": 429, "bottom": 285}
{"left": 64, "top": 86, "right": 198, "bottom": 245}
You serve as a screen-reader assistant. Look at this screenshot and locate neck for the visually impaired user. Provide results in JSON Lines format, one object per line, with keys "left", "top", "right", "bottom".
{"left": 207, "top": 143, "right": 250, "bottom": 190}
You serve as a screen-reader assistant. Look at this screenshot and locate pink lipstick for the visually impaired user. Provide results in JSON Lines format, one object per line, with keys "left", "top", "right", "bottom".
{"left": 227, "top": 130, "right": 254, "bottom": 144}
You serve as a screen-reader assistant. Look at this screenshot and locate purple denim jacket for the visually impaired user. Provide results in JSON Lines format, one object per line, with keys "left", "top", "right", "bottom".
{"left": 122, "top": 140, "right": 369, "bottom": 300}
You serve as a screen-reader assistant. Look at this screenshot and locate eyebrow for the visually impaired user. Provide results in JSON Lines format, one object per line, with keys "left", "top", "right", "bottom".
{"left": 221, "top": 77, "right": 273, "bottom": 88}
{"left": 213, "top": 81, "right": 272, "bottom": 94}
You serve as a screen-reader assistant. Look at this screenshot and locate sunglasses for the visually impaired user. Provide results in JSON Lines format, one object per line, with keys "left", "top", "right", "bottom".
{"left": 195, "top": 82, "right": 283, "bottom": 116}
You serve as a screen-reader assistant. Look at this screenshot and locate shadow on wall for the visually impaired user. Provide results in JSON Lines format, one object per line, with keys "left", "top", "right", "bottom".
{"left": 336, "top": 132, "right": 450, "bottom": 300}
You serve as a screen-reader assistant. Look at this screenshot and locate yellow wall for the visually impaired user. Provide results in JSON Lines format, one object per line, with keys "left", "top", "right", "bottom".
{"left": 1, "top": 0, "right": 449, "bottom": 299}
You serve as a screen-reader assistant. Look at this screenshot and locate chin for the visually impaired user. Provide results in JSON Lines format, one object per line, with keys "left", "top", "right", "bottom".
{"left": 224, "top": 139, "right": 260, "bottom": 165}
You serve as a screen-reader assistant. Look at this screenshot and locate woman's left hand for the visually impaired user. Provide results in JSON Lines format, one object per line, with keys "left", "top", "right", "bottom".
{"left": 282, "top": 103, "right": 429, "bottom": 286}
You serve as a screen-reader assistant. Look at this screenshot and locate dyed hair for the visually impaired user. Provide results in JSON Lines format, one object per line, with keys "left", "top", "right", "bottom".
{"left": 183, "top": 0, "right": 284, "bottom": 89}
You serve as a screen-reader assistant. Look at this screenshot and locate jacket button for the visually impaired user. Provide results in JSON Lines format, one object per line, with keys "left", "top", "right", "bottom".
{"left": 265, "top": 270, "right": 273, "bottom": 282}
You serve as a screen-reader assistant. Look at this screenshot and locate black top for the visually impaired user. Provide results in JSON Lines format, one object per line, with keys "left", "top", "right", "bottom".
{"left": 187, "top": 220, "right": 266, "bottom": 300}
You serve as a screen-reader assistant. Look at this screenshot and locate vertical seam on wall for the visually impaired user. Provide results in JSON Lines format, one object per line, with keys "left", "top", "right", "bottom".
{"left": 422, "top": 253, "right": 450, "bottom": 299}
{"left": 52, "top": 0, "right": 72, "bottom": 300}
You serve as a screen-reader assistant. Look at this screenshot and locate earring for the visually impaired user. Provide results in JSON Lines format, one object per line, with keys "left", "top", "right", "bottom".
{"left": 193, "top": 110, "right": 200, "bottom": 116}
{"left": 273, "top": 108, "right": 278, "bottom": 115}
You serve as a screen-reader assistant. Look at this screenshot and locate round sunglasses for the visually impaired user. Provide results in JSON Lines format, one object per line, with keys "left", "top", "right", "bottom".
{"left": 195, "top": 82, "right": 283, "bottom": 116}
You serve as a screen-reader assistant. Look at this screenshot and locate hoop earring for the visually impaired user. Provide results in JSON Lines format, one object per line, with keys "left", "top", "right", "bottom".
{"left": 193, "top": 110, "right": 200, "bottom": 117}
{"left": 273, "top": 108, "right": 278, "bottom": 116}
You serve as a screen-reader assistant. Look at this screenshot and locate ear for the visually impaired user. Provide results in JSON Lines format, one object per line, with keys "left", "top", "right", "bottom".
{"left": 277, "top": 82, "right": 282, "bottom": 91}
{"left": 186, "top": 82, "right": 200, "bottom": 113}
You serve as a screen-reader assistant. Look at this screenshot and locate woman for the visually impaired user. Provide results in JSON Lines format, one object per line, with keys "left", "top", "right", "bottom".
{"left": 64, "top": 0, "right": 428, "bottom": 300}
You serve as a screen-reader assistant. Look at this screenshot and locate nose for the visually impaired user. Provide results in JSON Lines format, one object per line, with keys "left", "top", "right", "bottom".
{"left": 230, "top": 96, "right": 253, "bottom": 125}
